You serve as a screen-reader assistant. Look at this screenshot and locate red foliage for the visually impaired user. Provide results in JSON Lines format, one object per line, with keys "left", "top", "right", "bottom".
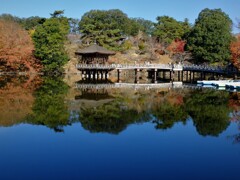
{"left": 0, "top": 19, "right": 42, "bottom": 72}
{"left": 166, "top": 39, "right": 186, "bottom": 54}
{"left": 167, "top": 93, "right": 184, "bottom": 106}
{"left": 230, "top": 36, "right": 240, "bottom": 69}
{"left": 228, "top": 92, "right": 240, "bottom": 111}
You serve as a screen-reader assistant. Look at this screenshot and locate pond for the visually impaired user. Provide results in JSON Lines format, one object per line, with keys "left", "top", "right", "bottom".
{"left": 0, "top": 75, "right": 240, "bottom": 179}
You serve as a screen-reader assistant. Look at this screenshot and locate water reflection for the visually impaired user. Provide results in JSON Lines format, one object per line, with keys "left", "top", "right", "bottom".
{"left": 0, "top": 75, "right": 41, "bottom": 126}
{"left": 228, "top": 111, "right": 240, "bottom": 144}
{"left": 228, "top": 94, "right": 240, "bottom": 144}
{"left": 186, "top": 89, "right": 231, "bottom": 136}
{"left": 26, "top": 76, "right": 71, "bottom": 132}
{"left": 152, "top": 102, "right": 188, "bottom": 130}
{"left": 75, "top": 80, "right": 234, "bottom": 137}
{"left": 80, "top": 99, "right": 150, "bottom": 134}
{"left": 0, "top": 76, "right": 240, "bottom": 138}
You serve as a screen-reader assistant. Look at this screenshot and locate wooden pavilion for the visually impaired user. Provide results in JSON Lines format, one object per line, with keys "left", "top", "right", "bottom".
{"left": 75, "top": 44, "right": 116, "bottom": 64}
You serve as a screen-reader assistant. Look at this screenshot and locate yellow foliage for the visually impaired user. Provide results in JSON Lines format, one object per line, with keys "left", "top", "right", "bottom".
{"left": 29, "top": 29, "right": 35, "bottom": 37}
{"left": 122, "top": 40, "right": 133, "bottom": 50}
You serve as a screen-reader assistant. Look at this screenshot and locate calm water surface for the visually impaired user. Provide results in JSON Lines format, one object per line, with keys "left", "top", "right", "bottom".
{"left": 0, "top": 75, "right": 240, "bottom": 179}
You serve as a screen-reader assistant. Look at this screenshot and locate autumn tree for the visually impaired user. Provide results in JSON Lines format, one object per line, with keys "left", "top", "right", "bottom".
{"left": 186, "top": 8, "right": 233, "bottom": 64}
{"left": 0, "top": 19, "right": 41, "bottom": 72}
{"left": 230, "top": 35, "right": 240, "bottom": 68}
{"left": 166, "top": 39, "right": 186, "bottom": 54}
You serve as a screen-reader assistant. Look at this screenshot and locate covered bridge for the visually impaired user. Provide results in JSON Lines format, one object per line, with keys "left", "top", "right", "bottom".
{"left": 75, "top": 44, "right": 116, "bottom": 64}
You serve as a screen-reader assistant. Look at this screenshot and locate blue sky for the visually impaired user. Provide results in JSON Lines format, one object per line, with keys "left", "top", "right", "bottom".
{"left": 0, "top": 0, "right": 239, "bottom": 31}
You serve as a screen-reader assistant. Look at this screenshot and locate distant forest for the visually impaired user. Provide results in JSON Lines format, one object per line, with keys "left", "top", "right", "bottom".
{"left": 0, "top": 8, "right": 239, "bottom": 73}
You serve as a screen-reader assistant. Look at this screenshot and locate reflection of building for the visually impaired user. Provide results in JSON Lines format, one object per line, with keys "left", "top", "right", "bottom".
{"left": 73, "top": 79, "right": 114, "bottom": 110}
{"left": 75, "top": 89, "right": 113, "bottom": 101}
{"left": 75, "top": 79, "right": 114, "bottom": 101}
{"left": 75, "top": 44, "right": 116, "bottom": 64}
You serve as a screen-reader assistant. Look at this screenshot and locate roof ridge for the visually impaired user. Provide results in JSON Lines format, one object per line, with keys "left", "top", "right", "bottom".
{"left": 75, "top": 44, "right": 116, "bottom": 55}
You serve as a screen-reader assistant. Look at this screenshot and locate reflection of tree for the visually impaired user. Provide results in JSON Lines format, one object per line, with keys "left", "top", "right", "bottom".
{"left": 229, "top": 92, "right": 240, "bottom": 111}
{"left": 79, "top": 99, "right": 150, "bottom": 134}
{"left": 152, "top": 102, "right": 188, "bottom": 130}
{"left": 0, "top": 75, "right": 41, "bottom": 126}
{"left": 227, "top": 111, "right": 240, "bottom": 144}
{"left": 78, "top": 88, "right": 234, "bottom": 136}
{"left": 27, "top": 77, "right": 70, "bottom": 132}
{"left": 186, "top": 89, "right": 230, "bottom": 136}
{"left": 229, "top": 133, "right": 240, "bottom": 144}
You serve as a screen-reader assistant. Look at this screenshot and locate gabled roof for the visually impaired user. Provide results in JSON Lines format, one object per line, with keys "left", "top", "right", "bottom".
{"left": 75, "top": 44, "right": 116, "bottom": 55}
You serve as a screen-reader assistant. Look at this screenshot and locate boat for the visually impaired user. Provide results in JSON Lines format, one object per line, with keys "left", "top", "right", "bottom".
{"left": 197, "top": 80, "right": 217, "bottom": 85}
{"left": 225, "top": 82, "right": 240, "bottom": 89}
{"left": 216, "top": 86, "right": 226, "bottom": 91}
{"left": 236, "top": 86, "right": 240, "bottom": 91}
{"left": 197, "top": 80, "right": 231, "bottom": 86}
{"left": 213, "top": 80, "right": 233, "bottom": 87}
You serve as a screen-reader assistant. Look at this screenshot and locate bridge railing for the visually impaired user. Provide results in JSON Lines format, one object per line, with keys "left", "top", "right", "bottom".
{"left": 76, "top": 63, "right": 229, "bottom": 73}
{"left": 183, "top": 64, "right": 226, "bottom": 72}
{"left": 76, "top": 64, "right": 117, "bottom": 69}
{"left": 115, "top": 63, "right": 173, "bottom": 69}
{"left": 76, "top": 63, "right": 184, "bottom": 70}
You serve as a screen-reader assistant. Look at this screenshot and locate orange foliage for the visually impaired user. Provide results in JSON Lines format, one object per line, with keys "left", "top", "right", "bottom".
{"left": 230, "top": 36, "right": 240, "bottom": 69}
{"left": 229, "top": 92, "right": 240, "bottom": 111}
{"left": 166, "top": 91, "right": 184, "bottom": 106}
{"left": 0, "top": 75, "right": 42, "bottom": 126}
{"left": 0, "top": 19, "right": 41, "bottom": 72}
{"left": 166, "top": 39, "right": 186, "bottom": 54}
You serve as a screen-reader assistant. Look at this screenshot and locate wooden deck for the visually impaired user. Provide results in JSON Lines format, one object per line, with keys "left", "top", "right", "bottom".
{"left": 76, "top": 63, "right": 228, "bottom": 74}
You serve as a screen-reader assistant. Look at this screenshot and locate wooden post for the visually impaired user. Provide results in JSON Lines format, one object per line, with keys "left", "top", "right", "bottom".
{"left": 96, "top": 71, "right": 99, "bottom": 79}
{"left": 117, "top": 69, "right": 121, "bottom": 82}
{"left": 178, "top": 71, "right": 180, "bottom": 81}
{"left": 90, "top": 71, "right": 93, "bottom": 79}
{"left": 82, "top": 70, "right": 85, "bottom": 79}
{"left": 105, "top": 71, "right": 108, "bottom": 79}
{"left": 154, "top": 69, "right": 157, "bottom": 83}
{"left": 86, "top": 70, "right": 90, "bottom": 79}
{"left": 135, "top": 69, "right": 140, "bottom": 84}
